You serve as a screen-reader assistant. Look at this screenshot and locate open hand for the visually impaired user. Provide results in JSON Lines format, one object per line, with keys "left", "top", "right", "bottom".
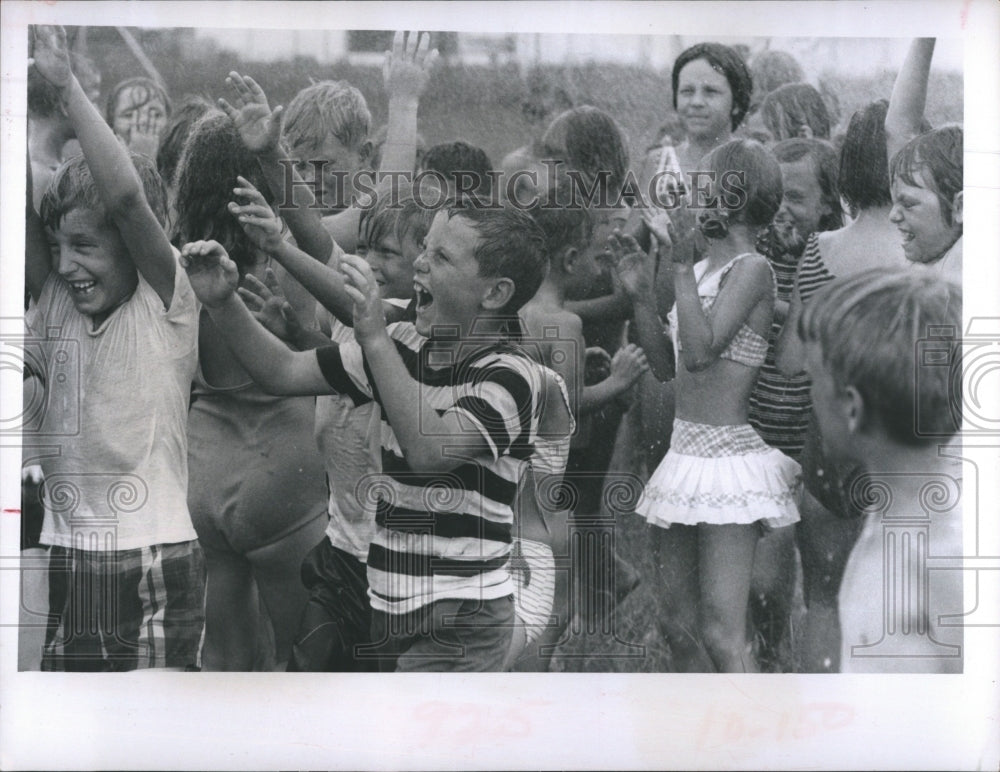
{"left": 229, "top": 176, "right": 284, "bottom": 254}
{"left": 383, "top": 31, "right": 438, "bottom": 101}
{"left": 219, "top": 71, "right": 283, "bottom": 155}
{"left": 126, "top": 108, "right": 165, "bottom": 157}
{"left": 29, "top": 26, "right": 73, "bottom": 91}
{"left": 180, "top": 240, "right": 239, "bottom": 308}
{"left": 238, "top": 268, "right": 302, "bottom": 342}
{"left": 339, "top": 252, "right": 387, "bottom": 346}
{"left": 607, "top": 228, "right": 655, "bottom": 300}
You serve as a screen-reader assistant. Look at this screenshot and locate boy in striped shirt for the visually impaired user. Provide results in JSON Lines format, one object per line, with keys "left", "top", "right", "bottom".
{"left": 182, "top": 200, "right": 549, "bottom": 671}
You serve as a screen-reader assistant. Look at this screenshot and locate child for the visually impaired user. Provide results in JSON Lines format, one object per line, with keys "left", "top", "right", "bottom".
{"left": 172, "top": 111, "right": 329, "bottom": 671}
{"left": 25, "top": 26, "right": 203, "bottom": 671}
{"left": 181, "top": 200, "right": 550, "bottom": 672}
{"left": 759, "top": 83, "right": 833, "bottom": 143}
{"left": 798, "top": 268, "right": 963, "bottom": 673}
{"left": 612, "top": 138, "right": 800, "bottom": 673}
{"left": 281, "top": 78, "right": 371, "bottom": 217}
{"left": 889, "top": 126, "right": 963, "bottom": 283}
{"left": 233, "top": 177, "right": 435, "bottom": 671}
{"left": 883, "top": 39, "right": 962, "bottom": 282}
{"left": 105, "top": 76, "right": 171, "bottom": 158}
{"left": 521, "top": 185, "right": 649, "bottom": 631}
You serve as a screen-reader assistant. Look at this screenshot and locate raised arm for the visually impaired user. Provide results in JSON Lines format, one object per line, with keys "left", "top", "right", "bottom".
{"left": 219, "top": 72, "right": 334, "bottom": 263}
{"left": 25, "top": 151, "right": 52, "bottom": 303}
{"left": 230, "top": 177, "right": 407, "bottom": 326}
{"left": 180, "top": 239, "right": 333, "bottom": 396}
{"left": 608, "top": 226, "right": 675, "bottom": 381}
{"left": 31, "top": 26, "right": 176, "bottom": 307}
{"left": 380, "top": 30, "right": 437, "bottom": 174}
{"left": 340, "top": 254, "right": 496, "bottom": 474}
{"left": 885, "top": 38, "right": 935, "bottom": 162}
{"left": 673, "top": 255, "right": 773, "bottom": 373}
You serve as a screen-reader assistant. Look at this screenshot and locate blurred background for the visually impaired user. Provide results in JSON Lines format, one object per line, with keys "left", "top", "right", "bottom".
{"left": 65, "top": 27, "right": 962, "bottom": 172}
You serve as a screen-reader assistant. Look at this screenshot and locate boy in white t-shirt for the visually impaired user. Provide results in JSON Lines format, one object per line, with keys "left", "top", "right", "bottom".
{"left": 25, "top": 26, "right": 203, "bottom": 671}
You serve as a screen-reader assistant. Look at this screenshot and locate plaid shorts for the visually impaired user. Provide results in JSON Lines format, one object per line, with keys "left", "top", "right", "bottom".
{"left": 42, "top": 540, "right": 206, "bottom": 672}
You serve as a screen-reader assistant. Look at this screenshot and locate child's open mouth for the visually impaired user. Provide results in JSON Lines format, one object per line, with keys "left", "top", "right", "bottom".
{"left": 69, "top": 280, "right": 98, "bottom": 296}
{"left": 415, "top": 285, "right": 434, "bottom": 309}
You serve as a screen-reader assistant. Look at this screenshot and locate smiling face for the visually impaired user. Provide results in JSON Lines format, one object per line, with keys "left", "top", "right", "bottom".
{"left": 111, "top": 85, "right": 167, "bottom": 142}
{"left": 889, "top": 168, "right": 962, "bottom": 264}
{"left": 777, "top": 157, "right": 830, "bottom": 238}
{"left": 52, "top": 207, "right": 138, "bottom": 325}
{"left": 359, "top": 227, "right": 422, "bottom": 301}
{"left": 676, "top": 58, "right": 735, "bottom": 143}
{"left": 411, "top": 212, "right": 497, "bottom": 339}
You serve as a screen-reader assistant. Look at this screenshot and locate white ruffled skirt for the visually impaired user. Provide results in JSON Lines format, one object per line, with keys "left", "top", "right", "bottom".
{"left": 637, "top": 419, "right": 801, "bottom": 530}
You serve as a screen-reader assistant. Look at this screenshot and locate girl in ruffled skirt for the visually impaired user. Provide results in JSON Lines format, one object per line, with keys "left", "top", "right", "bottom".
{"left": 610, "top": 139, "right": 801, "bottom": 672}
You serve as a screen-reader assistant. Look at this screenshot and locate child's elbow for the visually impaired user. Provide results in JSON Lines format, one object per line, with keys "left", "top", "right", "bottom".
{"left": 683, "top": 352, "right": 715, "bottom": 373}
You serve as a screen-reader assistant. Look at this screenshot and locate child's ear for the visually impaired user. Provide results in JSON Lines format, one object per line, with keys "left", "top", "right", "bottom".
{"left": 951, "top": 190, "right": 963, "bottom": 226}
{"left": 843, "top": 384, "right": 865, "bottom": 435}
{"left": 559, "top": 245, "right": 579, "bottom": 275}
{"left": 359, "top": 140, "right": 374, "bottom": 164}
{"left": 482, "top": 277, "right": 516, "bottom": 311}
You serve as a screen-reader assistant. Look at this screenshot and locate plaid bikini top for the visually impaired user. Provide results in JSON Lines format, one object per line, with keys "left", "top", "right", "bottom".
{"left": 667, "top": 253, "right": 773, "bottom": 369}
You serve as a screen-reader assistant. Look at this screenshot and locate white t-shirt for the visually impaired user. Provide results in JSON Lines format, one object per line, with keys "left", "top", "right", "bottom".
{"left": 25, "top": 265, "right": 199, "bottom": 551}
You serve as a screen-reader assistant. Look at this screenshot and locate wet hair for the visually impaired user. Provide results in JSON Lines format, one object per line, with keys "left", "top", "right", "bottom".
{"left": 155, "top": 95, "right": 214, "bottom": 191}
{"left": 761, "top": 83, "right": 831, "bottom": 141}
{"left": 39, "top": 151, "right": 168, "bottom": 232}
{"left": 541, "top": 106, "right": 629, "bottom": 198}
{"left": 773, "top": 137, "right": 843, "bottom": 232}
{"left": 359, "top": 178, "right": 436, "bottom": 256}
{"left": 671, "top": 43, "right": 753, "bottom": 130}
{"left": 282, "top": 80, "right": 370, "bottom": 160}
{"left": 442, "top": 200, "right": 548, "bottom": 314}
{"left": 702, "top": 138, "right": 783, "bottom": 228}
{"left": 750, "top": 50, "right": 805, "bottom": 108}
{"left": 421, "top": 141, "right": 494, "bottom": 199}
{"left": 172, "top": 111, "right": 274, "bottom": 273}
{"left": 105, "top": 77, "right": 172, "bottom": 126}
{"left": 837, "top": 100, "right": 891, "bottom": 213}
{"left": 798, "top": 267, "right": 962, "bottom": 445}
{"left": 889, "top": 125, "right": 964, "bottom": 228}
{"left": 527, "top": 181, "right": 595, "bottom": 264}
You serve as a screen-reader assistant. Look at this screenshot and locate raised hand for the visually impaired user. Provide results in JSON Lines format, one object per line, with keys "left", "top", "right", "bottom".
{"left": 238, "top": 268, "right": 302, "bottom": 342}
{"left": 219, "top": 71, "right": 283, "bottom": 155}
{"left": 608, "top": 343, "right": 650, "bottom": 387}
{"left": 180, "top": 240, "right": 239, "bottom": 308}
{"left": 229, "top": 176, "right": 284, "bottom": 254}
{"left": 339, "top": 253, "right": 387, "bottom": 346}
{"left": 29, "top": 25, "right": 73, "bottom": 91}
{"left": 383, "top": 31, "right": 438, "bottom": 101}
{"left": 126, "top": 109, "right": 163, "bottom": 157}
{"left": 607, "top": 228, "right": 655, "bottom": 300}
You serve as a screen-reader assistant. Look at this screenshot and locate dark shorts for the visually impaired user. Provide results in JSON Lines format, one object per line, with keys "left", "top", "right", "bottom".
{"left": 366, "top": 595, "right": 515, "bottom": 672}
{"left": 42, "top": 540, "right": 206, "bottom": 672}
{"left": 287, "top": 538, "right": 374, "bottom": 672}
